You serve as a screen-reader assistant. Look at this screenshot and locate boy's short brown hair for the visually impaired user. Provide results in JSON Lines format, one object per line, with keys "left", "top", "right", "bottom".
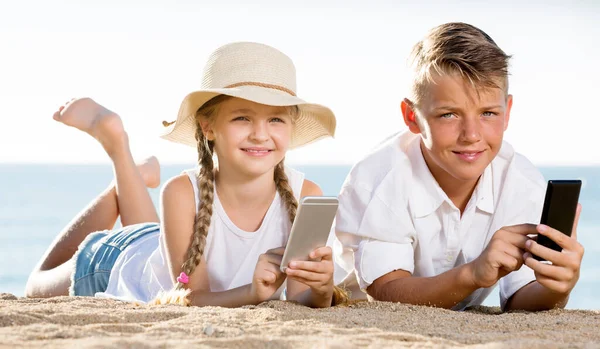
{"left": 409, "top": 22, "right": 511, "bottom": 107}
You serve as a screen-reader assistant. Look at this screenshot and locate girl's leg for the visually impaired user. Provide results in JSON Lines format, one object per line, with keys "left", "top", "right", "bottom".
{"left": 25, "top": 98, "right": 160, "bottom": 297}
{"left": 53, "top": 98, "right": 160, "bottom": 226}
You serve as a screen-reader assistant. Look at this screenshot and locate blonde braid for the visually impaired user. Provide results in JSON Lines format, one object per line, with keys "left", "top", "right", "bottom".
{"left": 274, "top": 161, "right": 297, "bottom": 225}
{"left": 151, "top": 96, "right": 228, "bottom": 306}
{"left": 175, "top": 124, "right": 215, "bottom": 289}
{"left": 274, "top": 160, "right": 349, "bottom": 306}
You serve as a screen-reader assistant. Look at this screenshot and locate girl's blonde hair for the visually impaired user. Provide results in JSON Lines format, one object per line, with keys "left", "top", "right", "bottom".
{"left": 153, "top": 95, "right": 348, "bottom": 306}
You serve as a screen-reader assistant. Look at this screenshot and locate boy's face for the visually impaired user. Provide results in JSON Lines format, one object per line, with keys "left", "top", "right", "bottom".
{"left": 402, "top": 73, "right": 512, "bottom": 186}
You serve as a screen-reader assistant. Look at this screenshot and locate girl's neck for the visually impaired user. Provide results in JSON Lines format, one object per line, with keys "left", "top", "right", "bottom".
{"left": 214, "top": 166, "right": 277, "bottom": 209}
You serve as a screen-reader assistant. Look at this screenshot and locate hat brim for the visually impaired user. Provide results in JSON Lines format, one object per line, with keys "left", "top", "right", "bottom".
{"left": 160, "top": 85, "right": 336, "bottom": 149}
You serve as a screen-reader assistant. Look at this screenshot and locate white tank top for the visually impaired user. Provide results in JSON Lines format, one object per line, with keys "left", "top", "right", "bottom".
{"left": 96, "top": 166, "right": 305, "bottom": 303}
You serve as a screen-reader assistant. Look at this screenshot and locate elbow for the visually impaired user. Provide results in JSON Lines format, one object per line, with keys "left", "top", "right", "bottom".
{"left": 24, "top": 274, "right": 43, "bottom": 298}
{"left": 366, "top": 282, "right": 387, "bottom": 302}
{"left": 366, "top": 270, "right": 411, "bottom": 302}
{"left": 24, "top": 284, "right": 36, "bottom": 298}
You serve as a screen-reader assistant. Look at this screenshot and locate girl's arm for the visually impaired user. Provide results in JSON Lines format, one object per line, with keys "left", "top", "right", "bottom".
{"left": 285, "top": 180, "right": 334, "bottom": 308}
{"left": 160, "top": 175, "right": 283, "bottom": 307}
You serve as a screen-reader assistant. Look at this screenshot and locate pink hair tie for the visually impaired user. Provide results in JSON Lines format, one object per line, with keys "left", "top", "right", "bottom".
{"left": 177, "top": 272, "right": 189, "bottom": 284}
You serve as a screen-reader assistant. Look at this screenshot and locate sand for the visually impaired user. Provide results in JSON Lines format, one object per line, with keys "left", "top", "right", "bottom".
{"left": 0, "top": 293, "right": 599, "bottom": 348}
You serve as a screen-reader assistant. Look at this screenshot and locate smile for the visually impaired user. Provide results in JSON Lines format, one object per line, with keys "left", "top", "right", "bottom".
{"left": 452, "top": 150, "right": 484, "bottom": 162}
{"left": 241, "top": 148, "right": 273, "bottom": 157}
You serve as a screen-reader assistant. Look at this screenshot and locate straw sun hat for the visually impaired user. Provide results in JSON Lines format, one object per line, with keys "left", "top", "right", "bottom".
{"left": 160, "top": 42, "right": 336, "bottom": 149}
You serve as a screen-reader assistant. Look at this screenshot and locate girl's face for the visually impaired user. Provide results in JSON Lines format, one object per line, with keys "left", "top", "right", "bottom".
{"left": 202, "top": 97, "right": 294, "bottom": 179}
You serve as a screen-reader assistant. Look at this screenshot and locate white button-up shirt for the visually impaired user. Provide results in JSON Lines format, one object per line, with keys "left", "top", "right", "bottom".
{"left": 334, "top": 131, "right": 547, "bottom": 310}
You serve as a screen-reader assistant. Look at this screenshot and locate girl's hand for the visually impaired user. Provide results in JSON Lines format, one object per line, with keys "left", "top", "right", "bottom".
{"left": 284, "top": 246, "right": 334, "bottom": 299}
{"left": 251, "top": 247, "right": 287, "bottom": 303}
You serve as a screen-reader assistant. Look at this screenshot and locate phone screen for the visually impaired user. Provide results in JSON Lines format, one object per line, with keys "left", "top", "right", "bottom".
{"left": 534, "top": 180, "right": 581, "bottom": 261}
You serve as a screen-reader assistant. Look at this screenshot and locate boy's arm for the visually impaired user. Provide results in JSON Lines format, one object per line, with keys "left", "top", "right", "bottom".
{"left": 368, "top": 224, "right": 536, "bottom": 308}
{"left": 504, "top": 281, "right": 568, "bottom": 311}
{"left": 367, "top": 265, "right": 479, "bottom": 309}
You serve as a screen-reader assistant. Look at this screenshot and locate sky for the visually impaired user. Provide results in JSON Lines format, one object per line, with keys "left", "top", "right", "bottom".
{"left": 0, "top": 0, "right": 599, "bottom": 166}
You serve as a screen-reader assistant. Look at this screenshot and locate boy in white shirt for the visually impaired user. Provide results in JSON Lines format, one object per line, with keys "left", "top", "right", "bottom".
{"left": 335, "top": 22, "right": 584, "bottom": 311}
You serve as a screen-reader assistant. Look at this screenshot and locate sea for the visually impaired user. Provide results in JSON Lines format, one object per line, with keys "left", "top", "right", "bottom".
{"left": 0, "top": 164, "right": 598, "bottom": 309}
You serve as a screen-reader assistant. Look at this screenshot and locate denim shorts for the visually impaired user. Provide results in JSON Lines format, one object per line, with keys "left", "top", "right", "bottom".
{"left": 69, "top": 222, "right": 160, "bottom": 296}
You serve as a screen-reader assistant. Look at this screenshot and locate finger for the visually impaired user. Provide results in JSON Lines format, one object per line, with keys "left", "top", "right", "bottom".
{"left": 260, "top": 253, "right": 283, "bottom": 266}
{"left": 536, "top": 224, "right": 578, "bottom": 251}
{"left": 494, "top": 239, "right": 525, "bottom": 261}
{"left": 288, "top": 260, "right": 331, "bottom": 274}
{"left": 524, "top": 253, "right": 573, "bottom": 281}
{"left": 287, "top": 275, "right": 329, "bottom": 289}
{"left": 309, "top": 246, "right": 332, "bottom": 261}
{"left": 256, "top": 268, "right": 277, "bottom": 284}
{"left": 265, "top": 247, "right": 286, "bottom": 256}
{"left": 571, "top": 203, "right": 582, "bottom": 241}
{"left": 493, "top": 247, "right": 520, "bottom": 272}
{"left": 503, "top": 224, "right": 538, "bottom": 235}
{"left": 504, "top": 250, "right": 524, "bottom": 271}
{"left": 285, "top": 268, "right": 327, "bottom": 282}
{"left": 263, "top": 261, "right": 286, "bottom": 280}
{"left": 53, "top": 111, "right": 61, "bottom": 121}
{"left": 504, "top": 234, "right": 530, "bottom": 250}
{"left": 525, "top": 238, "right": 565, "bottom": 262}
{"left": 494, "top": 239, "right": 524, "bottom": 264}
{"left": 534, "top": 272, "right": 571, "bottom": 294}
{"left": 494, "top": 227, "right": 534, "bottom": 250}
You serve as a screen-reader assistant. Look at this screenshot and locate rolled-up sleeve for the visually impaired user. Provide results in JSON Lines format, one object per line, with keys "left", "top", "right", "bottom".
{"left": 335, "top": 182, "right": 416, "bottom": 290}
{"left": 499, "top": 265, "right": 535, "bottom": 309}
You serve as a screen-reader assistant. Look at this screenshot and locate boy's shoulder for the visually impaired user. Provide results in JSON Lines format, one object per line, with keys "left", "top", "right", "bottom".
{"left": 494, "top": 140, "right": 546, "bottom": 190}
{"left": 344, "top": 131, "right": 417, "bottom": 192}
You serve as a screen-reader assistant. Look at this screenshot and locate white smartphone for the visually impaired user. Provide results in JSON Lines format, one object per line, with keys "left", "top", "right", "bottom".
{"left": 280, "top": 196, "right": 339, "bottom": 272}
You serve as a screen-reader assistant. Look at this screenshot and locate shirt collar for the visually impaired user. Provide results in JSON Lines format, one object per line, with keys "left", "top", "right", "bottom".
{"left": 409, "top": 139, "right": 446, "bottom": 218}
{"left": 474, "top": 165, "right": 494, "bottom": 214}
{"left": 409, "top": 139, "right": 495, "bottom": 217}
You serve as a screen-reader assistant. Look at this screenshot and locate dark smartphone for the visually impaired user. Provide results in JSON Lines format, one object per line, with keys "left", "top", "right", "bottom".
{"left": 534, "top": 180, "right": 581, "bottom": 261}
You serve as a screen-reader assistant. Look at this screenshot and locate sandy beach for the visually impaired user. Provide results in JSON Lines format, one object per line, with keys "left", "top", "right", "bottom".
{"left": 1, "top": 293, "right": 599, "bottom": 348}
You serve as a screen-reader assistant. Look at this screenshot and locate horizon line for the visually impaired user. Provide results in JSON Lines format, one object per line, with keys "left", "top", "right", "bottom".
{"left": 1, "top": 161, "right": 600, "bottom": 168}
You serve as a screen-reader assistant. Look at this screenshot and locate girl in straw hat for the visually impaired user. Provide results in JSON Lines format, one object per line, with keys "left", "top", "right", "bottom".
{"left": 26, "top": 42, "right": 346, "bottom": 307}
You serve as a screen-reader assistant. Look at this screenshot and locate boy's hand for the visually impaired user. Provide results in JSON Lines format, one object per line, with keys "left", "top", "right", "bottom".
{"left": 469, "top": 224, "right": 536, "bottom": 288}
{"left": 251, "top": 247, "right": 287, "bottom": 303}
{"left": 284, "top": 246, "right": 334, "bottom": 298}
{"left": 524, "top": 204, "right": 584, "bottom": 295}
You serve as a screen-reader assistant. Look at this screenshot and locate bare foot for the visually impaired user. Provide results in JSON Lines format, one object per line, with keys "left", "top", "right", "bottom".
{"left": 53, "top": 98, "right": 127, "bottom": 157}
{"left": 137, "top": 156, "right": 161, "bottom": 188}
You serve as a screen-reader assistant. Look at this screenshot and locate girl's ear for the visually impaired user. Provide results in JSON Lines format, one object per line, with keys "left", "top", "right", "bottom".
{"left": 199, "top": 120, "right": 215, "bottom": 141}
{"left": 401, "top": 98, "right": 421, "bottom": 134}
